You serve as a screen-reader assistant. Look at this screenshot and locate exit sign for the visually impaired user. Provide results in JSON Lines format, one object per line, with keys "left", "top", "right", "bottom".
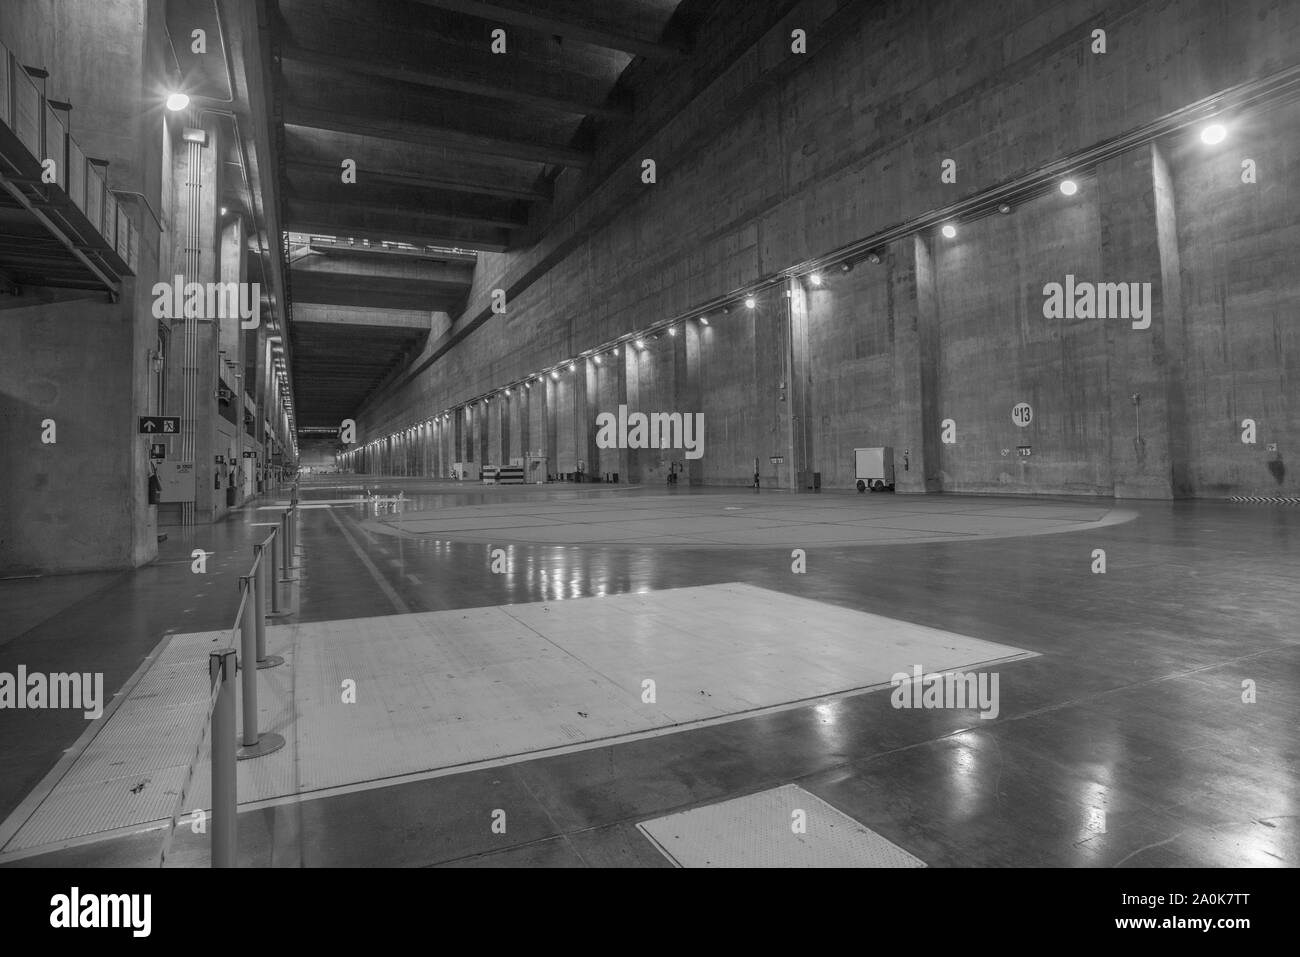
{"left": 139, "top": 416, "right": 179, "bottom": 434}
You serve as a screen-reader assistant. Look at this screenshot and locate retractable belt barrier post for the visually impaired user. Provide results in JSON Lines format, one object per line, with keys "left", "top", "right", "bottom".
{"left": 209, "top": 649, "right": 237, "bottom": 868}
{"left": 236, "top": 565, "right": 285, "bottom": 760}
{"left": 160, "top": 530, "right": 290, "bottom": 869}
{"left": 268, "top": 524, "right": 284, "bottom": 615}
{"left": 253, "top": 542, "right": 286, "bottom": 667}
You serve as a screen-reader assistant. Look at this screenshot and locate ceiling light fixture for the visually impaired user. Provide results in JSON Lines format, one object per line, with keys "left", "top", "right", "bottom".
{"left": 1200, "top": 122, "right": 1226, "bottom": 145}
{"left": 165, "top": 92, "right": 190, "bottom": 112}
{"left": 809, "top": 273, "right": 823, "bottom": 286}
{"left": 941, "top": 224, "right": 958, "bottom": 239}
{"left": 1059, "top": 179, "right": 1078, "bottom": 196}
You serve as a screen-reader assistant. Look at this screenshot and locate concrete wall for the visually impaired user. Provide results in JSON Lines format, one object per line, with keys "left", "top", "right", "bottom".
{"left": 0, "top": 0, "right": 168, "bottom": 574}
{"left": 355, "top": 0, "right": 1300, "bottom": 499}
{"left": 1172, "top": 108, "right": 1299, "bottom": 496}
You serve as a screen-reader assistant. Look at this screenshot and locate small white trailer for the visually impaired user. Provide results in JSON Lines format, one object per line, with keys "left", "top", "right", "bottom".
{"left": 854, "top": 446, "right": 895, "bottom": 492}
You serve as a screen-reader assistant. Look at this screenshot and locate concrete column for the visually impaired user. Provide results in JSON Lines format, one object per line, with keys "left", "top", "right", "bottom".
{"left": 623, "top": 344, "right": 640, "bottom": 483}
{"left": 478, "top": 401, "right": 489, "bottom": 466}
{"left": 162, "top": 111, "right": 225, "bottom": 524}
{"left": 441, "top": 416, "right": 452, "bottom": 476}
{"left": 1099, "top": 142, "right": 1189, "bottom": 498}
{"left": 893, "top": 238, "right": 942, "bottom": 493}
{"left": 489, "top": 396, "right": 502, "bottom": 466}
{"left": 217, "top": 216, "right": 247, "bottom": 512}
{"left": 509, "top": 389, "right": 523, "bottom": 464}
{"left": 517, "top": 387, "right": 528, "bottom": 466}
{"left": 501, "top": 395, "right": 513, "bottom": 464}
{"left": 579, "top": 359, "right": 598, "bottom": 480}
{"left": 752, "top": 289, "right": 790, "bottom": 490}
{"left": 545, "top": 378, "right": 558, "bottom": 480}
{"left": 683, "top": 324, "right": 704, "bottom": 487}
{"left": 528, "top": 378, "right": 548, "bottom": 479}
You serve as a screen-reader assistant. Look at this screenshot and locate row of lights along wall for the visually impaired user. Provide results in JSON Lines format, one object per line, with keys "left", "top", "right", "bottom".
{"left": 349, "top": 117, "right": 1234, "bottom": 457}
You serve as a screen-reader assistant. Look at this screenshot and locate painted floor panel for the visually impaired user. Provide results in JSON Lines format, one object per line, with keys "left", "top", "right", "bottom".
{"left": 637, "top": 784, "right": 927, "bottom": 867}
{"left": 0, "top": 583, "right": 1028, "bottom": 855}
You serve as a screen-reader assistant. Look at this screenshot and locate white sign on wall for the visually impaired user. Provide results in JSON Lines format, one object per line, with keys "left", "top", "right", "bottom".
{"left": 1012, "top": 402, "right": 1033, "bottom": 427}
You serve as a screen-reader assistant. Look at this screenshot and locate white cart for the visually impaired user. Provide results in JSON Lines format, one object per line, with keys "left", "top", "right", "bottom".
{"left": 854, "top": 446, "right": 895, "bottom": 493}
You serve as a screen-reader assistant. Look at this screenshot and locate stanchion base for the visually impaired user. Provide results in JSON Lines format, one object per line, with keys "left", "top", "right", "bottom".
{"left": 255, "top": 654, "right": 285, "bottom": 669}
{"left": 237, "top": 732, "right": 286, "bottom": 760}
{"left": 266, "top": 610, "right": 292, "bottom": 620}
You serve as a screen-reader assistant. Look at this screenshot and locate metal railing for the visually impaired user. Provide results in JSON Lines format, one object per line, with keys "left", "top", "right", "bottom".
{"left": 156, "top": 490, "right": 301, "bottom": 867}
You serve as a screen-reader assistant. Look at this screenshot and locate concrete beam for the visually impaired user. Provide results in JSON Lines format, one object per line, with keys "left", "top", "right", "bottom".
{"left": 283, "top": 105, "right": 592, "bottom": 170}
{"left": 291, "top": 251, "right": 475, "bottom": 284}
{"left": 281, "top": 44, "right": 631, "bottom": 119}
{"left": 287, "top": 159, "right": 551, "bottom": 203}
{"left": 293, "top": 303, "right": 434, "bottom": 329}
{"left": 286, "top": 186, "right": 526, "bottom": 233}
{"left": 289, "top": 272, "right": 469, "bottom": 311}
{"left": 410, "top": 0, "right": 688, "bottom": 60}
{"left": 287, "top": 201, "right": 512, "bottom": 253}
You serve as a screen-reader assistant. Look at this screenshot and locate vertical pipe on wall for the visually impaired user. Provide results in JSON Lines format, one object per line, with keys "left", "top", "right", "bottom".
{"left": 181, "top": 133, "right": 202, "bottom": 525}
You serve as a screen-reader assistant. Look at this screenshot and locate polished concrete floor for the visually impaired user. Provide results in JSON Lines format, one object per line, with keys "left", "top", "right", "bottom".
{"left": 0, "top": 477, "right": 1296, "bottom": 867}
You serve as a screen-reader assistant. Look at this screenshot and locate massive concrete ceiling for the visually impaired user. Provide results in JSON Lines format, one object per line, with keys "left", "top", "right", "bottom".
{"left": 262, "top": 0, "right": 791, "bottom": 432}
{"left": 268, "top": 0, "right": 689, "bottom": 251}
